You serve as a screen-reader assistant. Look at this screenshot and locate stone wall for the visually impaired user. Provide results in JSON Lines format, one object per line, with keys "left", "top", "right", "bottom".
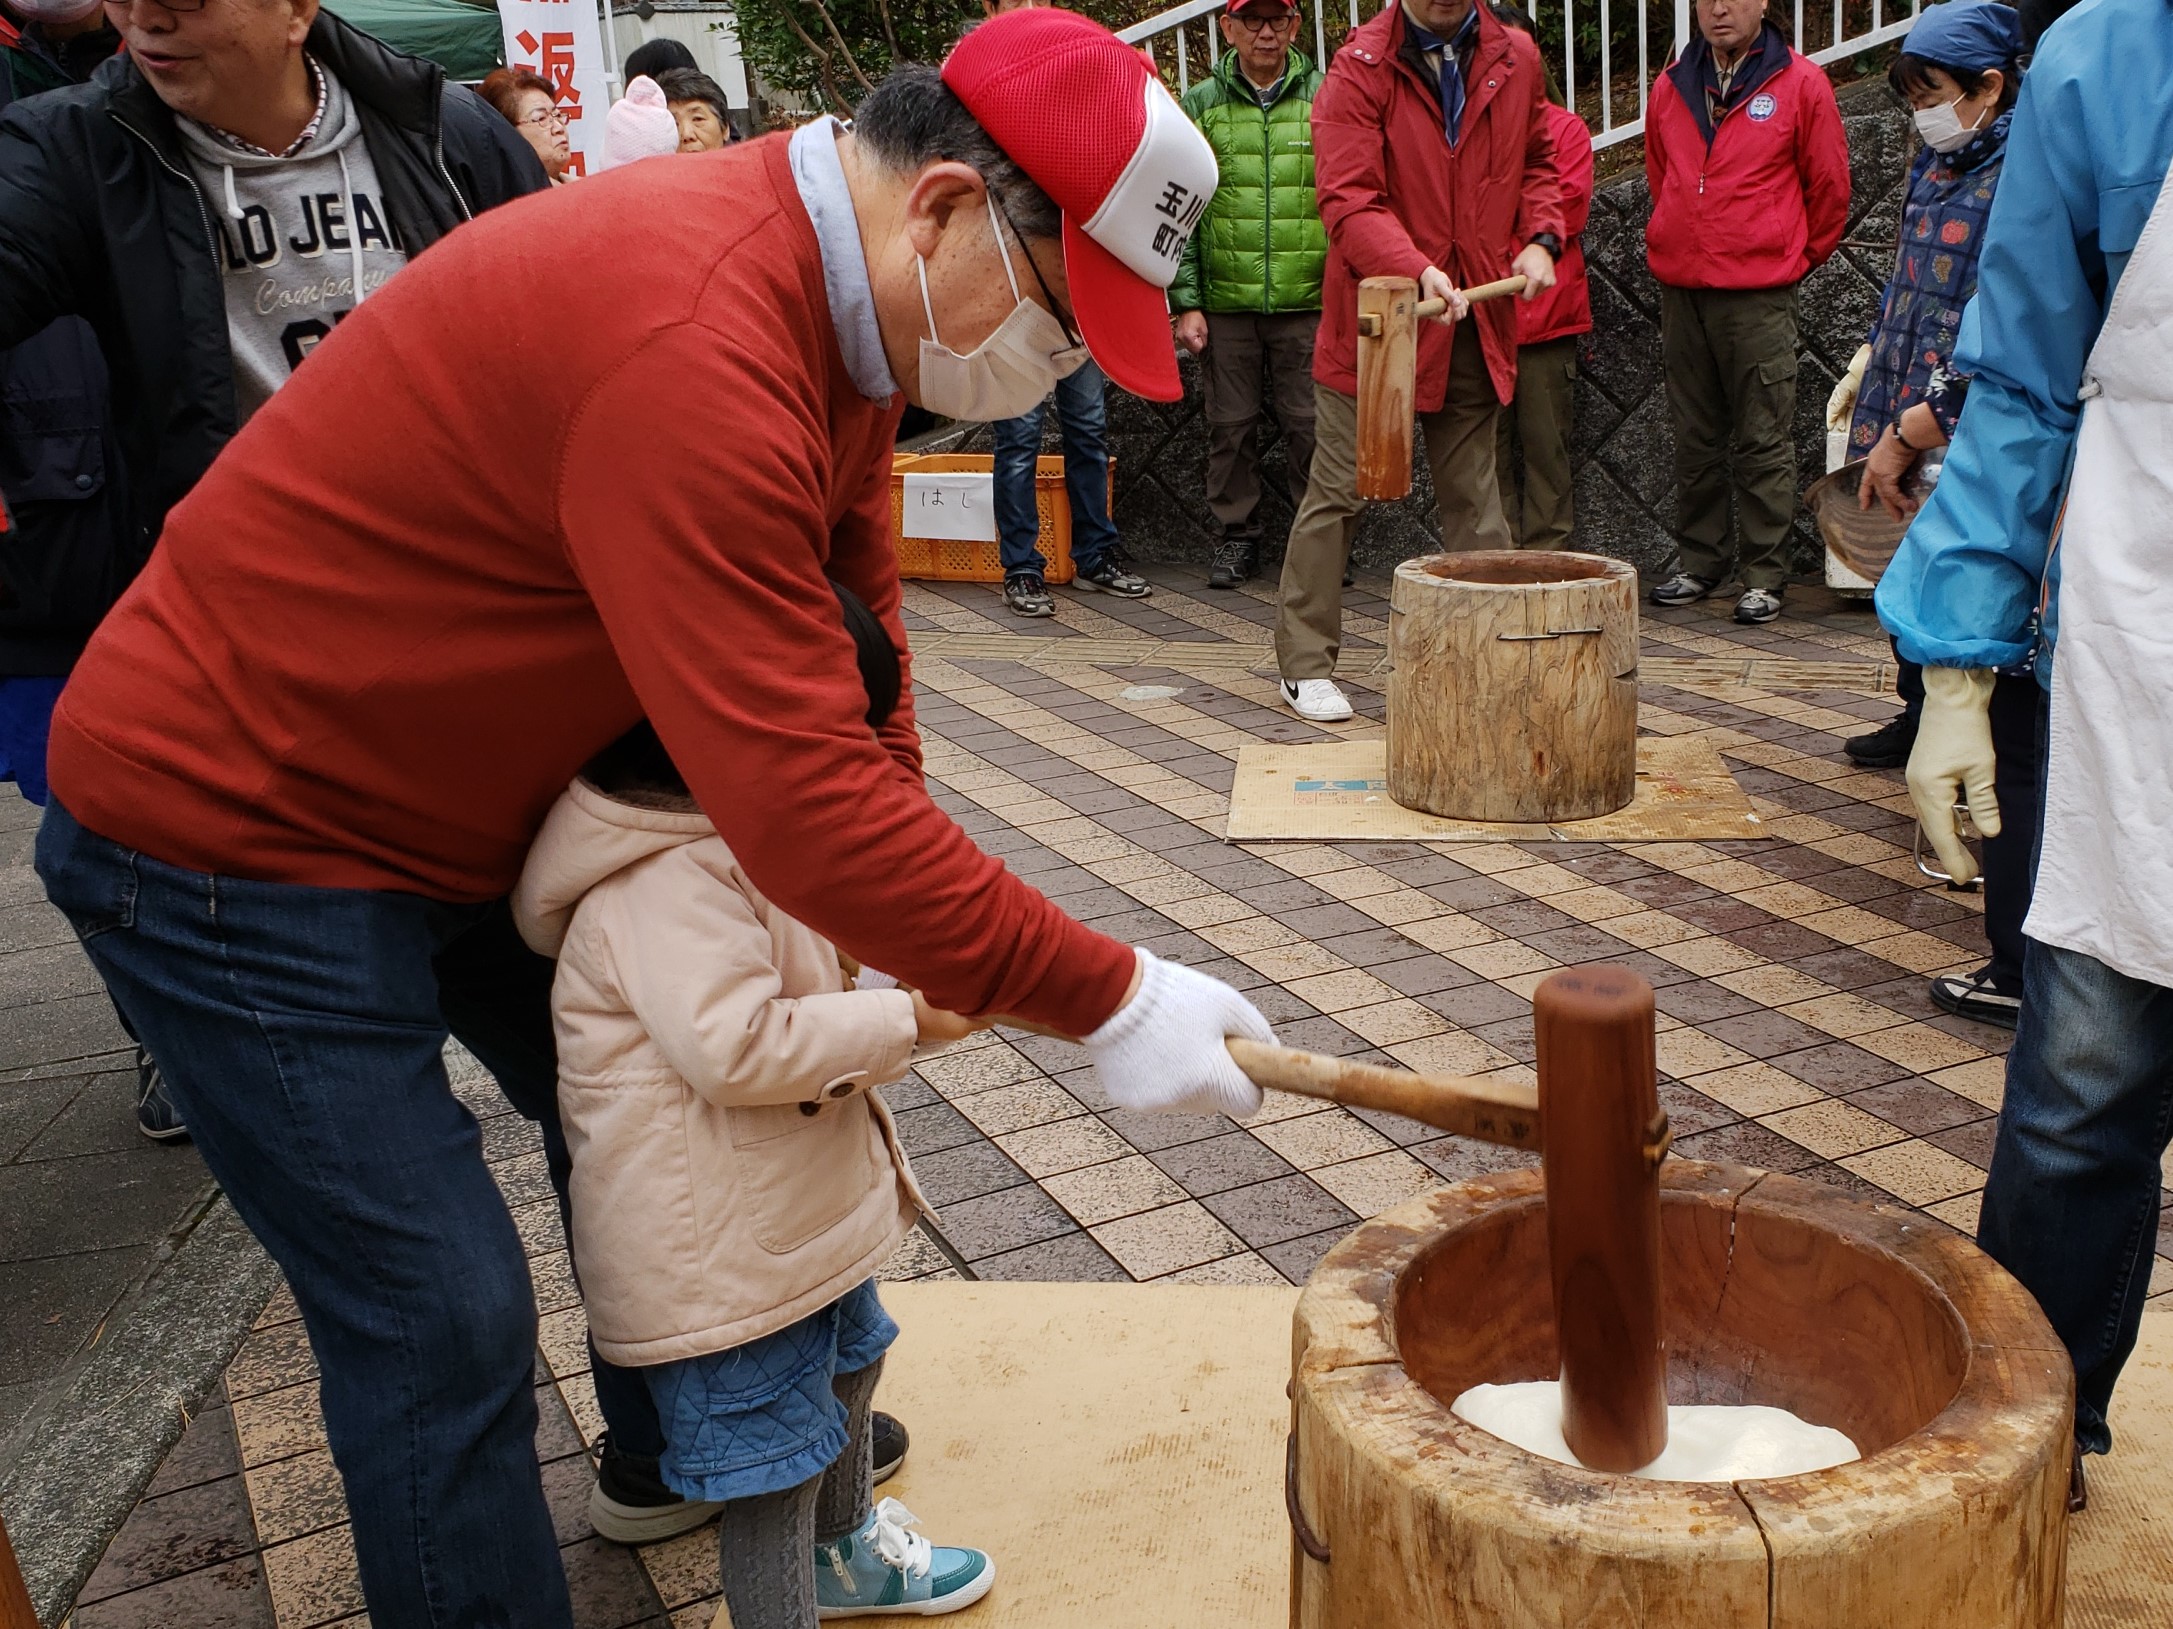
{"left": 1006, "top": 78, "right": 1915, "bottom": 579}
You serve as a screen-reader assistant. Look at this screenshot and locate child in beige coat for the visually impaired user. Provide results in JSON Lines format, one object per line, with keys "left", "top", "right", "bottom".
{"left": 512, "top": 591, "right": 994, "bottom": 1625}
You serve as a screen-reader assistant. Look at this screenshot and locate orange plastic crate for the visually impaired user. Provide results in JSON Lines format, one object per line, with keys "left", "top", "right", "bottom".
{"left": 890, "top": 452, "right": 1112, "bottom": 586}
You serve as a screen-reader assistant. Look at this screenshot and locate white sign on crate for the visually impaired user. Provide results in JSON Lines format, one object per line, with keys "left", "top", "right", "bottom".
{"left": 901, "top": 472, "right": 999, "bottom": 543}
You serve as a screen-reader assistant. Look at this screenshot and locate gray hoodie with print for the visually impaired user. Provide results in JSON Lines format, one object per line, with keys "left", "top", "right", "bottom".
{"left": 175, "top": 60, "right": 410, "bottom": 422}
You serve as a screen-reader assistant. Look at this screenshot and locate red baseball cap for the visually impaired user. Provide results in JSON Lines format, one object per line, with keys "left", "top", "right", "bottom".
{"left": 943, "top": 9, "right": 1219, "bottom": 402}
{"left": 1225, "top": 0, "right": 1298, "bottom": 13}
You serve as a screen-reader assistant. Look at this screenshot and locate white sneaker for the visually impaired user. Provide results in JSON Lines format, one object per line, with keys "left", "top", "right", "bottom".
{"left": 1280, "top": 678, "right": 1353, "bottom": 722}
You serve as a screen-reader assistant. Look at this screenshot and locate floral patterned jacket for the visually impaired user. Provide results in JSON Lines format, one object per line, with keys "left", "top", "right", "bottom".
{"left": 1849, "top": 111, "right": 2012, "bottom": 458}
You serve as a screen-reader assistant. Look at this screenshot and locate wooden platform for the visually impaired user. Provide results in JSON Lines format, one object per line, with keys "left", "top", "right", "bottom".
{"left": 711, "top": 1283, "right": 2173, "bottom": 1628}
{"left": 1225, "top": 736, "right": 1760, "bottom": 843}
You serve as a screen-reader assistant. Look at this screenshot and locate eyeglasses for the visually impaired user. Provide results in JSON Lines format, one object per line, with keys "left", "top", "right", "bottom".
{"left": 521, "top": 107, "right": 571, "bottom": 129}
{"left": 1227, "top": 10, "right": 1298, "bottom": 30}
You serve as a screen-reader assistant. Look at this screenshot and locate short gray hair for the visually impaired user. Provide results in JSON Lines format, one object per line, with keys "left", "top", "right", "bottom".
{"left": 852, "top": 61, "right": 1060, "bottom": 242}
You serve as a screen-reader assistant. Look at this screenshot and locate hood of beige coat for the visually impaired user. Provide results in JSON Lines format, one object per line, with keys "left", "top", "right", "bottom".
{"left": 512, "top": 778, "right": 716, "bottom": 958}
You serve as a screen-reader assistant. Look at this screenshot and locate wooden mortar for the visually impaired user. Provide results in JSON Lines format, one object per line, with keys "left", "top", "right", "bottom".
{"left": 1286, "top": 1162, "right": 2072, "bottom": 1628}
{"left": 1385, "top": 550, "right": 1638, "bottom": 824}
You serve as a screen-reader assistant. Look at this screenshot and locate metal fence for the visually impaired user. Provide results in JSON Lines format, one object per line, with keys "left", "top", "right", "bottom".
{"left": 1116, "top": 0, "right": 1918, "bottom": 150}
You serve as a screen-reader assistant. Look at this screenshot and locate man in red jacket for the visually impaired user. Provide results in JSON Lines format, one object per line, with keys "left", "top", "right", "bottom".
{"left": 28, "top": 15, "right": 1273, "bottom": 1626}
{"left": 1644, "top": 0, "right": 1849, "bottom": 624}
{"left": 1270, "top": 0, "right": 1565, "bottom": 723}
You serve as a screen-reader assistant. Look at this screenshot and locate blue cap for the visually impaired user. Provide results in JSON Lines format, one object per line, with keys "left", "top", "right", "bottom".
{"left": 1902, "top": 0, "right": 2024, "bottom": 72}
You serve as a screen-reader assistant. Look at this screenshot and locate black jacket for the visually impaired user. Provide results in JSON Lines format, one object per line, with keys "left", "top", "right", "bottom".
{"left": 0, "top": 10, "right": 546, "bottom": 567}
{"left": 0, "top": 15, "right": 128, "bottom": 674}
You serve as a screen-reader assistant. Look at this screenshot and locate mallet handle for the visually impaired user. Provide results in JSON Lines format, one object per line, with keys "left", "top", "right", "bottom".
{"left": 1227, "top": 1037, "right": 1540, "bottom": 1148}
{"left": 992, "top": 1018, "right": 1540, "bottom": 1149}
{"left": 1357, "top": 274, "right": 1530, "bottom": 337}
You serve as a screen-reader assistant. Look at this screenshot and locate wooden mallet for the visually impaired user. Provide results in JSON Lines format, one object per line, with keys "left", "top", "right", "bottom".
{"left": 1355, "top": 271, "right": 1528, "bottom": 501}
{"left": 1002, "top": 961, "right": 1673, "bottom": 1472}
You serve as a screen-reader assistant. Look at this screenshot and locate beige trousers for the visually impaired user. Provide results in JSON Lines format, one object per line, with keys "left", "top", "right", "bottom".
{"left": 1273, "top": 322, "right": 1509, "bottom": 679}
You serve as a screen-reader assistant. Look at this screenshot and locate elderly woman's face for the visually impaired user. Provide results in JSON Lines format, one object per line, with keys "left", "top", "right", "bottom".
{"left": 512, "top": 86, "right": 571, "bottom": 176}
{"left": 671, "top": 99, "right": 728, "bottom": 153}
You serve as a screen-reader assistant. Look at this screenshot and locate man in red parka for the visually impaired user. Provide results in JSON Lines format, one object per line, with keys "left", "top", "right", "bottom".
{"left": 1644, "top": 0, "right": 1848, "bottom": 624}
{"left": 1269, "top": 0, "right": 1564, "bottom": 722}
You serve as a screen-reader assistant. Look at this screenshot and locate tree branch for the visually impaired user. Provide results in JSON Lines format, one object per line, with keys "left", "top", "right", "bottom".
{"left": 871, "top": 0, "right": 902, "bottom": 65}
{"left": 799, "top": 0, "right": 878, "bottom": 93}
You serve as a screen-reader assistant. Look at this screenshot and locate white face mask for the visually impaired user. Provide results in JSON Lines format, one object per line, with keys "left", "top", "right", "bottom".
{"left": 13, "top": 0, "right": 103, "bottom": 22}
{"left": 1913, "top": 92, "right": 1987, "bottom": 155}
{"left": 915, "top": 194, "right": 1089, "bottom": 423}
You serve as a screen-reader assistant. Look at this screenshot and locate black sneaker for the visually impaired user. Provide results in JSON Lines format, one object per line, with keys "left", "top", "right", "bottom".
{"left": 1072, "top": 551, "right": 1151, "bottom": 598}
{"left": 872, "top": 1410, "right": 909, "bottom": 1485}
{"left": 1002, "top": 573, "right": 1055, "bottom": 618}
{"left": 1207, "top": 539, "right": 1257, "bottom": 590}
{"left": 1844, "top": 713, "right": 1918, "bottom": 769}
{"left": 588, "top": 1433, "right": 723, "bottom": 1544}
{"left": 1928, "top": 966, "right": 2022, "bottom": 1030}
{"left": 135, "top": 1049, "right": 188, "bottom": 1143}
{"left": 1650, "top": 572, "right": 1717, "bottom": 607}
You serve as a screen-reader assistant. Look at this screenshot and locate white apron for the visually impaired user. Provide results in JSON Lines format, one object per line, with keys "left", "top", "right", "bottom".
{"left": 2024, "top": 158, "right": 2173, "bottom": 987}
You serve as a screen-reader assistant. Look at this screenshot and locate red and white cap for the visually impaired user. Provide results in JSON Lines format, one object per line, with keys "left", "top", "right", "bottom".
{"left": 943, "top": 8, "right": 1218, "bottom": 402}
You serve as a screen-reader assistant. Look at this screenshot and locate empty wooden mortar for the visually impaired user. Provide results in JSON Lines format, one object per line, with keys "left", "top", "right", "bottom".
{"left": 1386, "top": 550, "right": 1638, "bottom": 824}
{"left": 1287, "top": 1161, "right": 2072, "bottom": 1629}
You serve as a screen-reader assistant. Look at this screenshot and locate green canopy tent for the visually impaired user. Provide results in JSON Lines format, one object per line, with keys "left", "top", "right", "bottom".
{"left": 327, "top": 0, "right": 508, "bottom": 81}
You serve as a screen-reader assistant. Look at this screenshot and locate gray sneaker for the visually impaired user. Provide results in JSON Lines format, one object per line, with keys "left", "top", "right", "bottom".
{"left": 1734, "top": 587, "right": 1784, "bottom": 624}
{"left": 1649, "top": 572, "right": 1717, "bottom": 607}
{"left": 1073, "top": 551, "right": 1152, "bottom": 598}
{"left": 1003, "top": 573, "right": 1055, "bottom": 618}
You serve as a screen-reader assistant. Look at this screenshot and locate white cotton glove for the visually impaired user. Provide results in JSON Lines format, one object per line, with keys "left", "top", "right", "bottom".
{"left": 1906, "top": 667, "right": 2002, "bottom": 886}
{"left": 1086, "top": 949, "right": 1275, "bottom": 1118}
{"left": 1826, "top": 343, "right": 1872, "bottom": 431}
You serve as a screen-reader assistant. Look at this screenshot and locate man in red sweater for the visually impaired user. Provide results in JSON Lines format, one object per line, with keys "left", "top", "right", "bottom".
{"left": 1644, "top": 0, "right": 1849, "bottom": 625}
{"left": 1269, "top": 0, "right": 1565, "bottom": 723}
{"left": 30, "top": 15, "right": 1268, "bottom": 1624}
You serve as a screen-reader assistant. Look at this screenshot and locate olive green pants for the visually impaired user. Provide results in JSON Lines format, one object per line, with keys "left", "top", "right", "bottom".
{"left": 1202, "top": 311, "right": 1320, "bottom": 540}
{"left": 1494, "top": 335, "right": 1580, "bottom": 551}
{"left": 1274, "top": 322, "right": 1509, "bottom": 680}
{"left": 1659, "top": 283, "right": 1800, "bottom": 593}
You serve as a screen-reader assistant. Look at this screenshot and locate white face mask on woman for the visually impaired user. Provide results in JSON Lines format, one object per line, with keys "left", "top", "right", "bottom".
{"left": 1913, "top": 92, "right": 1988, "bottom": 155}
{"left": 915, "top": 193, "right": 1089, "bottom": 423}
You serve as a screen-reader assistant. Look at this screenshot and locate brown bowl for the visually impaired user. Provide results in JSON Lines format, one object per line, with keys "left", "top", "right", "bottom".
{"left": 1803, "top": 461, "right": 1913, "bottom": 583}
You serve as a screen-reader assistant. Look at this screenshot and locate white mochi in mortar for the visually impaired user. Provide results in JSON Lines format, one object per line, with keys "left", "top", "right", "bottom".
{"left": 1452, "top": 1380, "right": 1860, "bottom": 1480}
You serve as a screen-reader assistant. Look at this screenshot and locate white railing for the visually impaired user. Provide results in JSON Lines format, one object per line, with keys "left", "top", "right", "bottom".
{"left": 1118, "top": 0, "right": 1919, "bottom": 150}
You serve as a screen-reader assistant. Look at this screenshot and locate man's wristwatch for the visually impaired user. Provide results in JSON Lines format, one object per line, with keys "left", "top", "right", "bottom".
{"left": 1526, "top": 233, "right": 1563, "bottom": 258}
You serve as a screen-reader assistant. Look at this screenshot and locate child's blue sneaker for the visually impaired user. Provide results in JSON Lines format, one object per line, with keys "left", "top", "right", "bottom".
{"left": 815, "top": 1497, "right": 995, "bottom": 1618}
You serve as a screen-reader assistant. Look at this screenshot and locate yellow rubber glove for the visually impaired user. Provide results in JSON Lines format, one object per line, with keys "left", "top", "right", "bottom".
{"left": 1825, "top": 344, "right": 1872, "bottom": 432}
{"left": 1906, "top": 667, "right": 2002, "bottom": 885}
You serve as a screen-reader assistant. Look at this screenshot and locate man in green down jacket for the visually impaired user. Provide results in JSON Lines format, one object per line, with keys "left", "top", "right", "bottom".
{"left": 1171, "top": 0, "right": 1327, "bottom": 589}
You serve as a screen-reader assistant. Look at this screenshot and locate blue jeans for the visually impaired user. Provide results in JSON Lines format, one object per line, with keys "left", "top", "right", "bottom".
{"left": 991, "top": 361, "right": 1118, "bottom": 578}
{"left": 1979, "top": 937, "right": 2173, "bottom": 1454}
{"left": 33, "top": 801, "right": 653, "bottom": 1626}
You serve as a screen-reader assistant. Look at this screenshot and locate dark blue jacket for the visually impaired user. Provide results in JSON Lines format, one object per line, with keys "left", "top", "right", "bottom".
{"left": 0, "top": 7, "right": 547, "bottom": 645}
{"left": 0, "top": 13, "right": 130, "bottom": 674}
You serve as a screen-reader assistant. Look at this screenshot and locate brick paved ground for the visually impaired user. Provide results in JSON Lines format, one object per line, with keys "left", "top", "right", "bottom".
{"left": 59, "top": 568, "right": 2172, "bottom": 1627}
